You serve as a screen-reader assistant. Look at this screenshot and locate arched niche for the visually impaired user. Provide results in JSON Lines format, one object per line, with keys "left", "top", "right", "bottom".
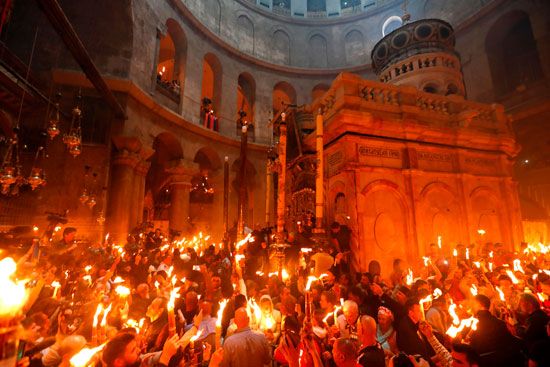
{"left": 308, "top": 34, "right": 328, "bottom": 68}
{"left": 470, "top": 187, "right": 504, "bottom": 245}
{"left": 344, "top": 29, "right": 366, "bottom": 65}
{"left": 237, "top": 72, "right": 256, "bottom": 138}
{"left": 236, "top": 15, "right": 254, "bottom": 54}
{"left": 156, "top": 19, "right": 187, "bottom": 99}
{"left": 272, "top": 81, "right": 296, "bottom": 113}
{"left": 201, "top": 53, "right": 223, "bottom": 115}
{"left": 417, "top": 182, "right": 461, "bottom": 253}
{"left": 272, "top": 30, "right": 290, "bottom": 65}
{"left": 311, "top": 83, "right": 330, "bottom": 102}
{"left": 359, "top": 180, "right": 410, "bottom": 274}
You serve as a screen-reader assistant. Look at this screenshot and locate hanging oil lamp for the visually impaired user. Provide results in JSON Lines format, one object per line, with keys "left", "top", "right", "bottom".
{"left": 0, "top": 132, "right": 26, "bottom": 196}
{"left": 27, "top": 146, "right": 46, "bottom": 190}
{"left": 87, "top": 196, "right": 97, "bottom": 209}
{"left": 63, "top": 92, "right": 82, "bottom": 157}
{"left": 47, "top": 93, "right": 61, "bottom": 140}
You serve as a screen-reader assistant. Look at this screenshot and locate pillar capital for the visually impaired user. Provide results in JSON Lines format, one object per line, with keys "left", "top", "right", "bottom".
{"left": 165, "top": 159, "right": 197, "bottom": 185}
{"left": 112, "top": 149, "right": 140, "bottom": 168}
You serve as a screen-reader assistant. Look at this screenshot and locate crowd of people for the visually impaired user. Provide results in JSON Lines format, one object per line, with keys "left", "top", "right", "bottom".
{"left": 6, "top": 222, "right": 550, "bottom": 367}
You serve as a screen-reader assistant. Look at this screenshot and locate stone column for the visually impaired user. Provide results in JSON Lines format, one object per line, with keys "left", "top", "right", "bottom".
{"left": 130, "top": 161, "right": 151, "bottom": 228}
{"left": 107, "top": 150, "right": 139, "bottom": 243}
{"left": 166, "top": 160, "right": 195, "bottom": 235}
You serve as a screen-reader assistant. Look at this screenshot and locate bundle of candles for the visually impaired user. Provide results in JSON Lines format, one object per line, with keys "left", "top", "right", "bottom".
{"left": 0, "top": 258, "right": 30, "bottom": 366}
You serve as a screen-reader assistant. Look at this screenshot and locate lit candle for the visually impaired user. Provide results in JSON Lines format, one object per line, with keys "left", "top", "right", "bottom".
{"left": 69, "top": 343, "right": 106, "bottom": 367}
{"left": 51, "top": 281, "right": 61, "bottom": 299}
{"left": 91, "top": 303, "right": 103, "bottom": 345}
{"left": 216, "top": 299, "right": 228, "bottom": 348}
{"left": 99, "top": 304, "right": 112, "bottom": 343}
{"left": 437, "top": 235, "right": 442, "bottom": 249}
{"left": 167, "top": 287, "right": 180, "bottom": 337}
{"left": 419, "top": 295, "right": 432, "bottom": 320}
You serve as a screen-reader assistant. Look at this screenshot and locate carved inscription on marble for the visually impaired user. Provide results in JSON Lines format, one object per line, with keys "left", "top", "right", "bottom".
{"left": 358, "top": 146, "right": 401, "bottom": 159}
{"left": 417, "top": 151, "right": 452, "bottom": 162}
{"left": 328, "top": 151, "right": 344, "bottom": 176}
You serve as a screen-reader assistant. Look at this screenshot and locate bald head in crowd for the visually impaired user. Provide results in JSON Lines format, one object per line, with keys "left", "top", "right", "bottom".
{"left": 357, "top": 315, "right": 377, "bottom": 346}
{"left": 234, "top": 307, "right": 250, "bottom": 329}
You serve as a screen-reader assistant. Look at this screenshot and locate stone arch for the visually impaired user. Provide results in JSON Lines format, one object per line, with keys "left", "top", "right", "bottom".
{"left": 418, "top": 182, "right": 461, "bottom": 253}
{"left": 203, "top": 0, "right": 222, "bottom": 33}
{"left": 328, "top": 180, "right": 347, "bottom": 225}
{"left": 421, "top": 80, "right": 442, "bottom": 94}
{"left": 272, "top": 29, "right": 290, "bottom": 65}
{"left": 344, "top": 29, "right": 366, "bottom": 65}
{"left": 308, "top": 34, "right": 328, "bottom": 68}
{"left": 159, "top": 19, "right": 187, "bottom": 95}
{"left": 469, "top": 186, "right": 505, "bottom": 245}
{"left": 237, "top": 72, "right": 256, "bottom": 137}
{"left": 485, "top": 10, "right": 543, "bottom": 97}
{"left": 236, "top": 15, "right": 254, "bottom": 54}
{"left": 311, "top": 83, "right": 330, "bottom": 102}
{"left": 146, "top": 133, "right": 184, "bottom": 221}
{"left": 359, "top": 180, "right": 411, "bottom": 274}
{"left": 193, "top": 146, "right": 222, "bottom": 174}
{"left": 272, "top": 81, "right": 296, "bottom": 113}
{"left": 201, "top": 53, "right": 223, "bottom": 115}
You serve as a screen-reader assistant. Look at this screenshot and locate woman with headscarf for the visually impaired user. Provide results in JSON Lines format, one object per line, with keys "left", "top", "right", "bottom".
{"left": 377, "top": 306, "right": 398, "bottom": 357}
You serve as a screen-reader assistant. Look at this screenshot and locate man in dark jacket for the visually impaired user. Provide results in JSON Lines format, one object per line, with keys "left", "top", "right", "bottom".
{"left": 470, "top": 295, "right": 524, "bottom": 367}
{"left": 396, "top": 299, "right": 434, "bottom": 362}
{"left": 518, "top": 292, "right": 549, "bottom": 349}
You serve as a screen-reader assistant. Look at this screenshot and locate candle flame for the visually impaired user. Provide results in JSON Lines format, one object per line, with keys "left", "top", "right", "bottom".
{"left": 495, "top": 286, "right": 505, "bottom": 302}
{"left": 453, "top": 249, "right": 458, "bottom": 257}
{"left": 306, "top": 276, "right": 318, "bottom": 291}
{"left": 190, "top": 329, "right": 203, "bottom": 343}
{"left": 247, "top": 298, "right": 262, "bottom": 324}
{"left": 100, "top": 304, "right": 112, "bottom": 327}
{"left": 70, "top": 343, "right": 106, "bottom": 367}
{"left": 92, "top": 303, "right": 103, "bottom": 327}
{"left": 0, "top": 257, "right": 28, "bottom": 317}
{"left": 512, "top": 259, "right": 524, "bottom": 273}
{"left": 477, "top": 229, "right": 486, "bottom": 235}
{"left": 112, "top": 276, "right": 125, "bottom": 284}
{"left": 437, "top": 235, "right": 442, "bottom": 249}
{"left": 168, "top": 287, "right": 180, "bottom": 311}
{"left": 446, "top": 316, "right": 479, "bottom": 338}
{"left": 216, "top": 299, "right": 228, "bottom": 327}
{"left": 473, "top": 261, "right": 481, "bottom": 269}
{"left": 466, "top": 248, "right": 470, "bottom": 260}
{"left": 405, "top": 268, "right": 414, "bottom": 286}
{"left": 115, "top": 285, "right": 131, "bottom": 297}
{"left": 505, "top": 270, "right": 519, "bottom": 285}
{"left": 300, "top": 248, "right": 312, "bottom": 253}
{"left": 235, "top": 233, "right": 252, "bottom": 250}
{"left": 432, "top": 288, "right": 443, "bottom": 299}
{"left": 422, "top": 257, "right": 430, "bottom": 267}
{"left": 470, "top": 284, "right": 478, "bottom": 296}
{"left": 264, "top": 315, "right": 275, "bottom": 330}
